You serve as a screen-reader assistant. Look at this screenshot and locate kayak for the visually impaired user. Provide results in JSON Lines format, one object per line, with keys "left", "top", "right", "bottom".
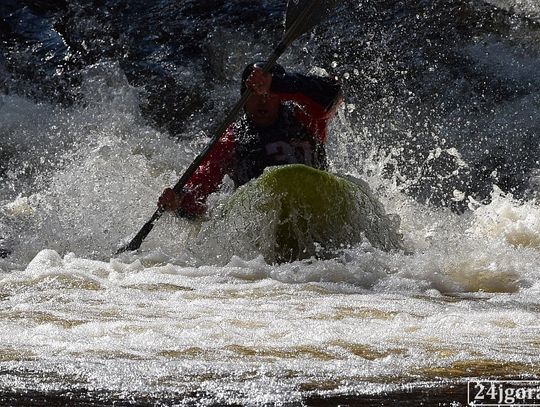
{"left": 198, "top": 164, "right": 403, "bottom": 263}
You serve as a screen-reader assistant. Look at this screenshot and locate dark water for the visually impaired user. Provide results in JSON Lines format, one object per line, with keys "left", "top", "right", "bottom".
{"left": 0, "top": 382, "right": 467, "bottom": 406}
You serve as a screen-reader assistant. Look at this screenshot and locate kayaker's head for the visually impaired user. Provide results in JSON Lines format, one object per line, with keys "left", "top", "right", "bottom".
{"left": 242, "top": 62, "right": 285, "bottom": 127}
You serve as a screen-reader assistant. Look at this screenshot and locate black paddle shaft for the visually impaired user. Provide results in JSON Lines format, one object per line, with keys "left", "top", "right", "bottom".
{"left": 116, "top": 0, "right": 340, "bottom": 254}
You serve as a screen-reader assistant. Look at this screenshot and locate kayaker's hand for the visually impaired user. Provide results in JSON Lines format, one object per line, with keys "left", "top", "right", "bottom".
{"left": 158, "top": 188, "right": 185, "bottom": 212}
{"left": 246, "top": 67, "right": 272, "bottom": 95}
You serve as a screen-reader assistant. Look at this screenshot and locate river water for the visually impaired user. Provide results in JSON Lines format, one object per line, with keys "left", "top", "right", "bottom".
{"left": 1, "top": 0, "right": 540, "bottom": 405}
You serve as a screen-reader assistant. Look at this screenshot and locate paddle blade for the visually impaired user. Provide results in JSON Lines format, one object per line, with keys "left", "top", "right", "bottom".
{"left": 284, "top": 0, "right": 341, "bottom": 43}
{"left": 115, "top": 209, "right": 162, "bottom": 254}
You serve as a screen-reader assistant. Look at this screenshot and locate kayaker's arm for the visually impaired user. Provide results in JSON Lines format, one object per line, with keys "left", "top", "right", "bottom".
{"left": 271, "top": 71, "right": 343, "bottom": 142}
{"left": 158, "top": 129, "right": 235, "bottom": 218}
{"left": 272, "top": 72, "right": 342, "bottom": 114}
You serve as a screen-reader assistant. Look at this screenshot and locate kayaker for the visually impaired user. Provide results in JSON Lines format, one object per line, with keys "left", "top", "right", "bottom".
{"left": 158, "top": 62, "right": 343, "bottom": 217}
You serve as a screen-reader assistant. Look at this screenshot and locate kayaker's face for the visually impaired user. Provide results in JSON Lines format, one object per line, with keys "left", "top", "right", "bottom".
{"left": 245, "top": 93, "right": 280, "bottom": 127}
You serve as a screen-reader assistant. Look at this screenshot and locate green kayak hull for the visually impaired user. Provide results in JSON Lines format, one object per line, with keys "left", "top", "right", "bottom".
{"left": 201, "top": 164, "right": 402, "bottom": 263}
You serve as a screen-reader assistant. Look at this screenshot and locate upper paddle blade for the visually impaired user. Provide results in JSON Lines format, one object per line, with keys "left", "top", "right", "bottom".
{"left": 284, "top": 0, "right": 341, "bottom": 43}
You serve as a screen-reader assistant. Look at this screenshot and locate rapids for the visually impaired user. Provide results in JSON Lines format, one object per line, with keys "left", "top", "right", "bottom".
{"left": 1, "top": 0, "right": 540, "bottom": 405}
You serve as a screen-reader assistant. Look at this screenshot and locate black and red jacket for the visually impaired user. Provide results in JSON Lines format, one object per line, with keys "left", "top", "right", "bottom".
{"left": 179, "top": 71, "right": 343, "bottom": 217}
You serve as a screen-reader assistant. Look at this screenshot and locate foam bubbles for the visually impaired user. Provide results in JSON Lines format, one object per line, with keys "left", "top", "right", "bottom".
{"left": 470, "top": 187, "right": 540, "bottom": 248}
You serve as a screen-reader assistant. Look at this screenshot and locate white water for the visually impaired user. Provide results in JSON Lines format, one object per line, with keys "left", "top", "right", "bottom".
{"left": 1, "top": 61, "right": 540, "bottom": 404}
{"left": 485, "top": 0, "right": 540, "bottom": 20}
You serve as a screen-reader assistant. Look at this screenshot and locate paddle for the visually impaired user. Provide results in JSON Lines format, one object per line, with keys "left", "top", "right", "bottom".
{"left": 116, "top": 0, "right": 341, "bottom": 254}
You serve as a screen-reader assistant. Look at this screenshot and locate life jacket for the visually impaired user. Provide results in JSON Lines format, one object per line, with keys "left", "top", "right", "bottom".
{"left": 231, "top": 105, "right": 328, "bottom": 187}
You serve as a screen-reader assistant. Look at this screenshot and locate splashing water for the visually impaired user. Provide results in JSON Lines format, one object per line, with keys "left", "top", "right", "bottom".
{"left": 1, "top": 1, "right": 540, "bottom": 405}
{"left": 1, "top": 66, "right": 539, "bottom": 404}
